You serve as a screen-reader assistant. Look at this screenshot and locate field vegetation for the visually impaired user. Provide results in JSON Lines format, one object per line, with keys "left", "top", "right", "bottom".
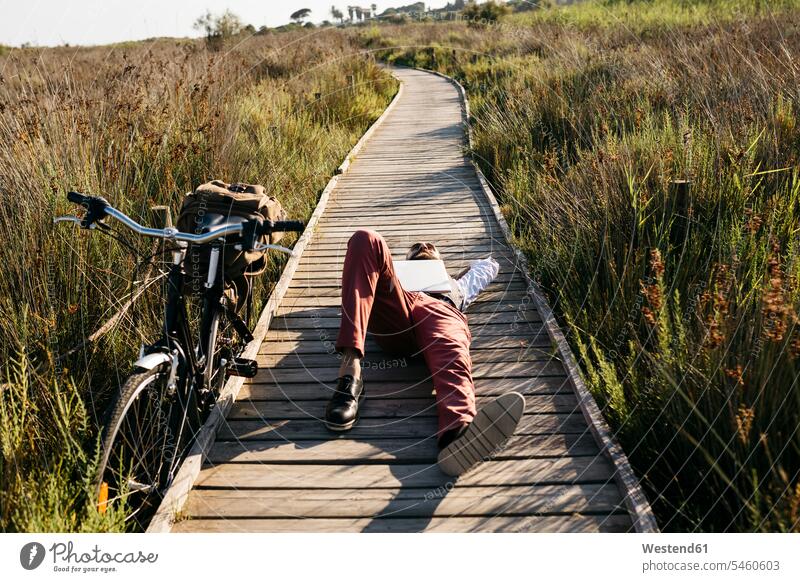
{"left": 359, "top": 0, "right": 800, "bottom": 531}
{"left": 3, "top": 0, "right": 799, "bottom": 533}
{"left": 0, "top": 29, "right": 396, "bottom": 531}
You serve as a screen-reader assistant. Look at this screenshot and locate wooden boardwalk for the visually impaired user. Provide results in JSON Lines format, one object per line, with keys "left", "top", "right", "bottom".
{"left": 170, "top": 68, "right": 654, "bottom": 533}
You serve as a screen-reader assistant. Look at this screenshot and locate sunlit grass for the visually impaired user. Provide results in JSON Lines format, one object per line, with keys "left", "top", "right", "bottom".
{"left": 510, "top": 0, "right": 800, "bottom": 32}
{"left": 0, "top": 31, "right": 396, "bottom": 531}
{"left": 357, "top": 2, "right": 800, "bottom": 531}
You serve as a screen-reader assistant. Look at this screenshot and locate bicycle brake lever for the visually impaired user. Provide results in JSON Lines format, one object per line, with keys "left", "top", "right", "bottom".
{"left": 236, "top": 242, "right": 296, "bottom": 256}
{"left": 54, "top": 216, "right": 100, "bottom": 229}
{"left": 54, "top": 216, "right": 82, "bottom": 226}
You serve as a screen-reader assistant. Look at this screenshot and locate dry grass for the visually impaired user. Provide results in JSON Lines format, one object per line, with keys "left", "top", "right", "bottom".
{"left": 0, "top": 29, "right": 396, "bottom": 531}
{"left": 358, "top": 0, "right": 800, "bottom": 531}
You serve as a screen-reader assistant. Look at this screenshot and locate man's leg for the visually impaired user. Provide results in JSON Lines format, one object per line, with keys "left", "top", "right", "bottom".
{"left": 411, "top": 296, "right": 526, "bottom": 477}
{"left": 335, "top": 229, "right": 416, "bottom": 368}
{"left": 410, "top": 296, "right": 477, "bottom": 438}
{"left": 328, "top": 229, "right": 416, "bottom": 431}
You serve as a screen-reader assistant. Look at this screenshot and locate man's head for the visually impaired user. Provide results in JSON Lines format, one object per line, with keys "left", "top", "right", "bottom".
{"left": 406, "top": 241, "right": 441, "bottom": 261}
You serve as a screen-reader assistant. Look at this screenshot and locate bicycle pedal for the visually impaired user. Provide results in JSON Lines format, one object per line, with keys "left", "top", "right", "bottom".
{"left": 228, "top": 357, "right": 258, "bottom": 378}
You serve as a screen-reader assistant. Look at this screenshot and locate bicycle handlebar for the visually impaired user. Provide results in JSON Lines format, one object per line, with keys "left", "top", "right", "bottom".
{"left": 57, "top": 191, "right": 306, "bottom": 249}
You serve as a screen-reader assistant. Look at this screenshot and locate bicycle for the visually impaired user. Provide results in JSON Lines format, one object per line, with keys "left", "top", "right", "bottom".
{"left": 55, "top": 191, "right": 304, "bottom": 528}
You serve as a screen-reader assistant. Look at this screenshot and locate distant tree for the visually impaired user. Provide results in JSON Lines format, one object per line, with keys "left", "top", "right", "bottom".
{"left": 371, "top": 3, "right": 377, "bottom": 17}
{"left": 331, "top": 6, "right": 344, "bottom": 22}
{"left": 304, "top": 21, "right": 316, "bottom": 28}
{"left": 507, "top": 0, "right": 545, "bottom": 11}
{"left": 462, "top": 0, "right": 509, "bottom": 22}
{"left": 243, "top": 24, "right": 256, "bottom": 34}
{"left": 290, "top": 8, "right": 312, "bottom": 24}
{"left": 347, "top": 5, "right": 355, "bottom": 20}
{"left": 257, "top": 25, "right": 270, "bottom": 35}
{"left": 193, "top": 10, "right": 244, "bottom": 49}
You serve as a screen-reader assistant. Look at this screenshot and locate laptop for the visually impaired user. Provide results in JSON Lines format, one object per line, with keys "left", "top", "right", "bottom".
{"left": 393, "top": 260, "right": 452, "bottom": 293}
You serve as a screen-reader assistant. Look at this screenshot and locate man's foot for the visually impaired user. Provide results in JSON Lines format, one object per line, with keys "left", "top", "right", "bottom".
{"left": 324, "top": 375, "right": 365, "bottom": 431}
{"left": 437, "top": 392, "right": 525, "bottom": 477}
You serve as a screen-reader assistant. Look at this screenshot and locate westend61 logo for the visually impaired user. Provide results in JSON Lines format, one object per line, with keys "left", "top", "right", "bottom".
{"left": 19, "top": 541, "right": 158, "bottom": 574}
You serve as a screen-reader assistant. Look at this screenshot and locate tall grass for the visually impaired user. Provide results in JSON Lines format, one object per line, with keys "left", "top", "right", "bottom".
{"left": 360, "top": 0, "right": 800, "bottom": 531}
{"left": 0, "top": 30, "right": 396, "bottom": 531}
{"left": 511, "top": 0, "right": 800, "bottom": 31}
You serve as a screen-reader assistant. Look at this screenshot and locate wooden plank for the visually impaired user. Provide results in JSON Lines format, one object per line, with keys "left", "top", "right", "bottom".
{"left": 285, "top": 274, "right": 518, "bottom": 287}
{"left": 195, "top": 456, "right": 614, "bottom": 489}
{"left": 261, "top": 323, "right": 545, "bottom": 340}
{"left": 206, "top": 433, "right": 599, "bottom": 463}
{"left": 257, "top": 347, "right": 554, "bottom": 365}
{"left": 251, "top": 360, "right": 567, "bottom": 384}
{"left": 172, "top": 514, "right": 633, "bottom": 533}
{"left": 261, "top": 332, "right": 549, "bottom": 348}
{"left": 276, "top": 292, "right": 536, "bottom": 308}
{"left": 283, "top": 286, "right": 530, "bottom": 299}
{"left": 310, "top": 233, "right": 508, "bottom": 243}
{"left": 183, "top": 483, "right": 625, "bottom": 518}
{"left": 291, "top": 265, "right": 520, "bottom": 276}
{"left": 216, "top": 413, "right": 589, "bottom": 441}
{"left": 228, "top": 394, "right": 579, "bottom": 419}
{"left": 321, "top": 208, "right": 490, "bottom": 219}
{"left": 319, "top": 213, "right": 493, "bottom": 224}
{"left": 299, "top": 251, "right": 516, "bottom": 263}
{"left": 260, "top": 330, "right": 551, "bottom": 347}
{"left": 317, "top": 227, "right": 499, "bottom": 237}
{"left": 294, "top": 257, "right": 519, "bottom": 270}
{"left": 269, "top": 311, "right": 540, "bottom": 329}
{"left": 275, "top": 299, "right": 537, "bottom": 314}
{"left": 239, "top": 377, "right": 572, "bottom": 400}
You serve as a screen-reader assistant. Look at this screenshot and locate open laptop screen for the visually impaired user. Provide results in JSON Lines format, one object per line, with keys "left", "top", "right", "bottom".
{"left": 393, "top": 260, "right": 452, "bottom": 293}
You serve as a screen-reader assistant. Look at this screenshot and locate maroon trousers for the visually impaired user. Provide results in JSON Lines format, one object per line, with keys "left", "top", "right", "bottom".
{"left": 335, "top": 229, "right": 476, "bottom": 436}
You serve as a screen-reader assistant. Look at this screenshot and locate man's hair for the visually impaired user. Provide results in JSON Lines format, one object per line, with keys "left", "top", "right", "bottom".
{"left": 406, "top": 242, "right": 441, "bottom": 261}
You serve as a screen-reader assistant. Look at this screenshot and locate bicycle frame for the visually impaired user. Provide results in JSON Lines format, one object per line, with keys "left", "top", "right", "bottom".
{"left": 135, "top": 243, "right": 224, "bottom": 398}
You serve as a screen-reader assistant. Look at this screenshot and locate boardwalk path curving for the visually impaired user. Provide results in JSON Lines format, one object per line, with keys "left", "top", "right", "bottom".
{"left": 168, "top": 67, "right": 656, "bottom": 533}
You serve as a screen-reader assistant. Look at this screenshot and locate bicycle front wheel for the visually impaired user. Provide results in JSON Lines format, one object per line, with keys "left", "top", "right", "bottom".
{"left": 95, "top": 363, "right": 199, "bottom": 529}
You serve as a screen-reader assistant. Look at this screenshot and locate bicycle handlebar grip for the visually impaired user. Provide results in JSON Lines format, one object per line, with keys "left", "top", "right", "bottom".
{"left": 66, "top": 191, "right": 110, "bottom": 228}
{"left": 67, "top": 191, "right": 92, "bottom": 206}
{"left": 270, "top": 220, "right": 306, "bottom": 233}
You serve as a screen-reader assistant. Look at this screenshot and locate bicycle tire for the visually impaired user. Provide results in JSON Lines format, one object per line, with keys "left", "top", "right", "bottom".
{"left": 95, "top": 363, "right": 200, "bottom": 529}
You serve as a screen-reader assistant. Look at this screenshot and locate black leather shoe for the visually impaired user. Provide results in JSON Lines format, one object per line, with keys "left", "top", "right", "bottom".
{"left": 324, "top": 375, "right": 365, "bottom": 431}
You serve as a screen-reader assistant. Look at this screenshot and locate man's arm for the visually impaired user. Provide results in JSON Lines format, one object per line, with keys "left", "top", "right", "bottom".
{"left": 455, "top": 257, "right": 500, "bottom": 311}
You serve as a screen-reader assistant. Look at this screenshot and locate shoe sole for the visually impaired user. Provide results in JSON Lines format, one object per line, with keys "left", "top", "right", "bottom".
{"left": 324, "top": 390, "right": 365, "bottom": 432}
{"left": 325, "top": 418, "right": 358, "bottom": 432}
{"left": 437, "top": 392, "right": 526, "bottom": 477}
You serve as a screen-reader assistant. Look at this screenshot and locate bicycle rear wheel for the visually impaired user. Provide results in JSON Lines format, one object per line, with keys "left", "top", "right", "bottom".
{"left": 95, "top": 363, "right": 199, "bottom": 529}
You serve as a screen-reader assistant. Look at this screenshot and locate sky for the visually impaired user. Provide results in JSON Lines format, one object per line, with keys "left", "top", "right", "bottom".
{"left": 0, "top": 0, "right": 451, "bottom": 47}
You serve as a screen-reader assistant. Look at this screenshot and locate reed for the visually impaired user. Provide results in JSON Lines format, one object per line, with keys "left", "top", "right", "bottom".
{"left": 358, "top": 0, "right": 800, "bottom": 531}
{"left": 0, "top": 30, "right": 396, "bottom": 531}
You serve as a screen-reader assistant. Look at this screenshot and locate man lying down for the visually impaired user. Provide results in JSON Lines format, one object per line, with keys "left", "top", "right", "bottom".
{"left": 326, "top": 229, "right": 526, "bottom": 477}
